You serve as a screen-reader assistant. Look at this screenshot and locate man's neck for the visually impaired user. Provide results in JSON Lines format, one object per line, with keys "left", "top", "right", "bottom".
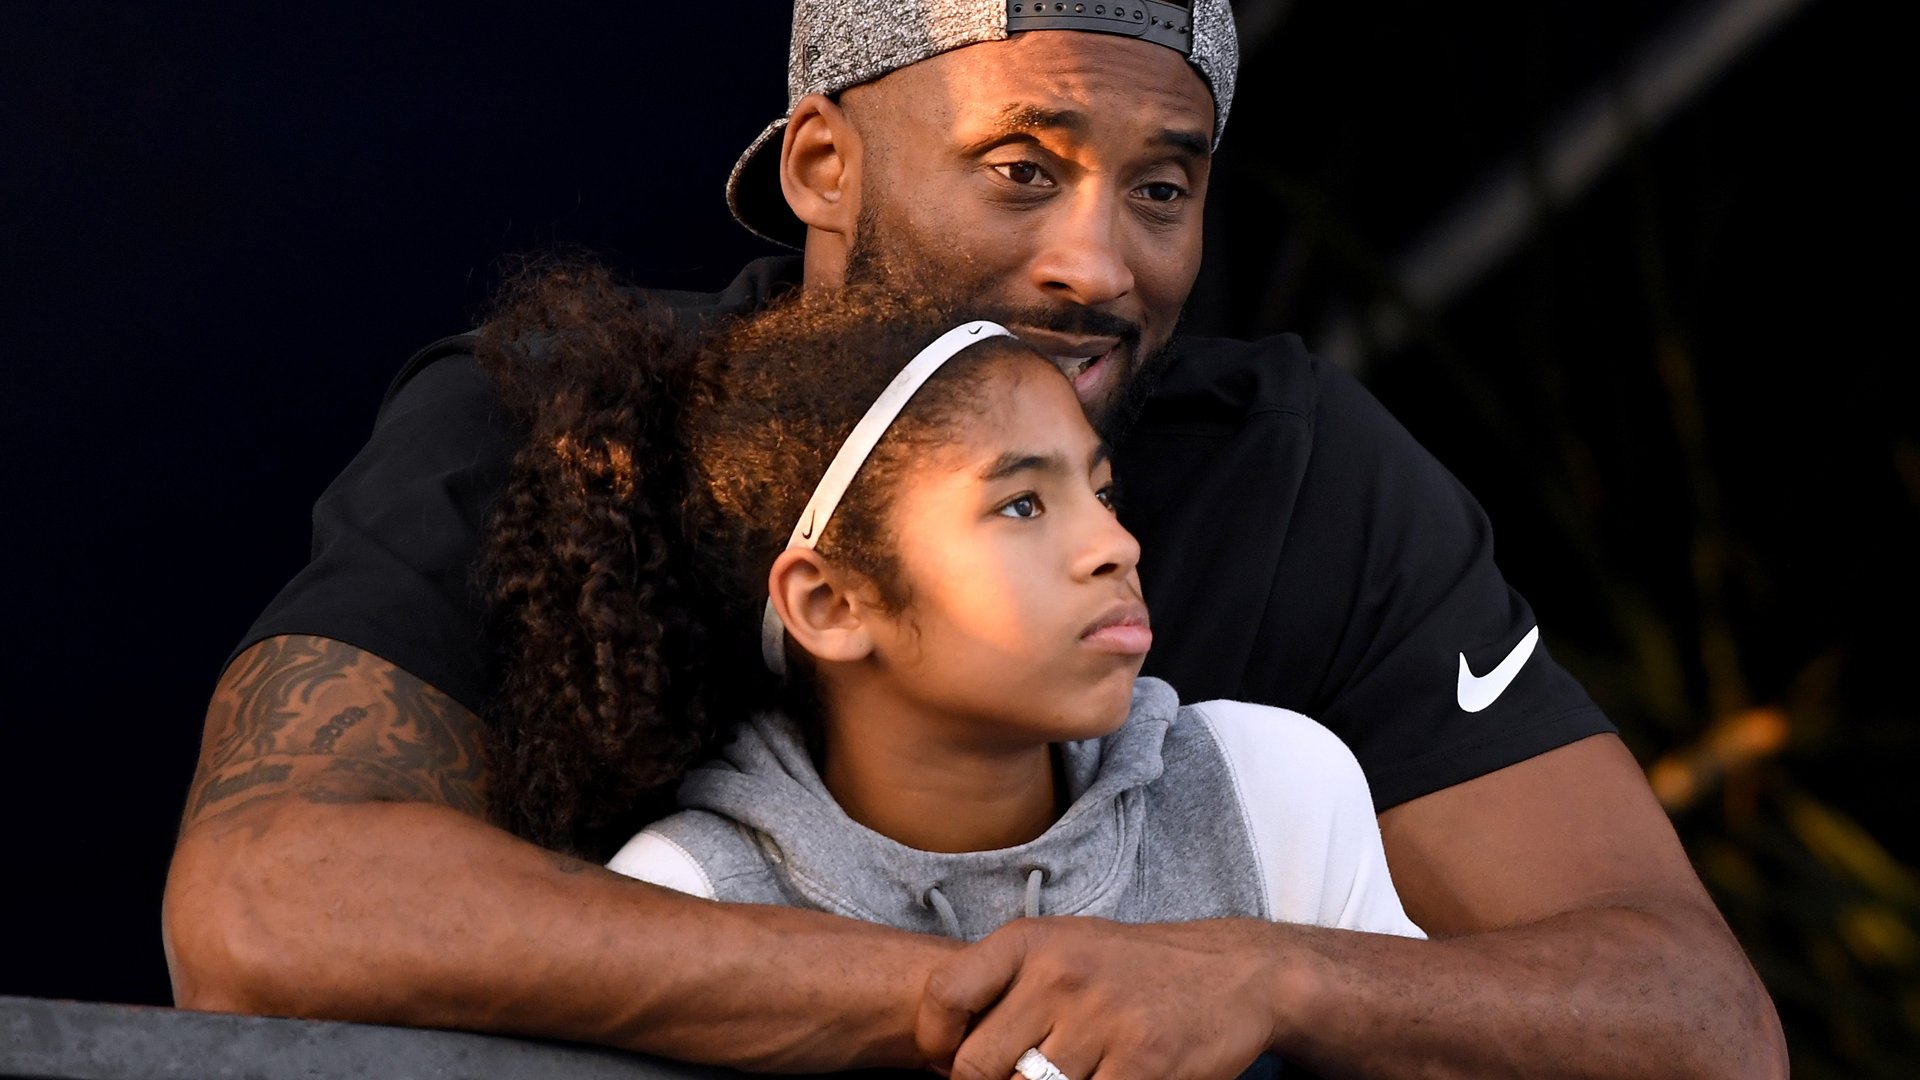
{"left": 801, "top": 229, "right": 848, "bottom": 292}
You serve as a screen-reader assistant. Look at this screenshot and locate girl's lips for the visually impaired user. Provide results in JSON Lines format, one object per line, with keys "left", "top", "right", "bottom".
{"left": 1081, "top": 603, "right": 1153, "bottom": 654}
{"left": 1083, "top": 621, "right": 1153, "bottom": 654}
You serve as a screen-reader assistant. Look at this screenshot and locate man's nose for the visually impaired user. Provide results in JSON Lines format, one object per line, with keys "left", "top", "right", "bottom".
{"left": 1028, "top": 189, "right": 1135, "bottom": 307}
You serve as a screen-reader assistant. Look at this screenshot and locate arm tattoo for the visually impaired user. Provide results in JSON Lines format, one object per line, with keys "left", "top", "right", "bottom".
{"left": 183, "top": 636, "right": 490, "bottom": 831}
{"left": 190, "top": 761, "right": 294, "bottom": 818}
{"left": 309, "top": 706, "right": 367, "bottom": 752}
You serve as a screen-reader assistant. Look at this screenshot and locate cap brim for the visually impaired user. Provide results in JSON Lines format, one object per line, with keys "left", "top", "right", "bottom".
{"left": 726, "top": 118, "right": 806, "bottom": 251}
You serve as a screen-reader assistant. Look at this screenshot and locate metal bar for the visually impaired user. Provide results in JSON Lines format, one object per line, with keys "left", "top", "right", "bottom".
{"left": 0, "top": 995, "right": 746, "bottom": 1080}
{"left": 1314, "top": 0, "right": 1813, "bottom": 372}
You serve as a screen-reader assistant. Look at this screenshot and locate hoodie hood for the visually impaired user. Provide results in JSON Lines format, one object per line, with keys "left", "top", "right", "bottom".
{"left": 675, "top": 677, "right": 1180, "bottom": 940}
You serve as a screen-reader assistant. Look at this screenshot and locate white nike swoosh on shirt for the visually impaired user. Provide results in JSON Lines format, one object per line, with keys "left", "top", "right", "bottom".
{"left": 1456, "top": 626, "right": 1540, "bottom": 713}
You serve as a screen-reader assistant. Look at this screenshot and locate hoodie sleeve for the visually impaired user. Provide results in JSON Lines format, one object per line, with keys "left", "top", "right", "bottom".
{"left": 1192, "top": 701, "right": 1425, "bottom": 939}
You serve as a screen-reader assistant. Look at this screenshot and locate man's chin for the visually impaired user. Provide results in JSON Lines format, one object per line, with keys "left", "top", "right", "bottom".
{"left": 1090, "top": 339, "right": 1178, "bottom": 445}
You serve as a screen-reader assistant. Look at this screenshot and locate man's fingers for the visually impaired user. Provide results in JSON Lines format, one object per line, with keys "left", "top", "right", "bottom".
{"left": 915, "top": 927, "right": 1031, "bottom": 1069}
{"left": 1028, "top": 1032, "right": 1101, "bottom": 1080}
{"left": 946, "top": 1007, "right": 1055, "bottom": 1080}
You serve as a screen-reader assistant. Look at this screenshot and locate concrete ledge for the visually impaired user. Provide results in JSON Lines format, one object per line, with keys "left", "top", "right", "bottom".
{"left": 0, "top": 995, "right": 748, "bottom": 1080}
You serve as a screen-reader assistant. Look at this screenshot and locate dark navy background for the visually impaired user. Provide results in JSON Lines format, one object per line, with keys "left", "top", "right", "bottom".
{"left": 1, "top": 4, "right": 1909, "bottom": 1062}
{"left": 2, "top": 3, "right": 784, "bottom": 1007}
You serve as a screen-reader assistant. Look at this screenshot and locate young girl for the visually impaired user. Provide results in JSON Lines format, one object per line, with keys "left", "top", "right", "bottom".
{"left": 476, "top": 269, "right": 1420, "bottom": 1077}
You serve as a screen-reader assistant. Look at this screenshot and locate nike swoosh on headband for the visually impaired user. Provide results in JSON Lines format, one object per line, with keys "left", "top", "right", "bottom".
{"left": 760, "top": 320, "right": 1015, "bottom": 675}
{"left": 1455, "top": 625, "right": 1539, "bottom": 713}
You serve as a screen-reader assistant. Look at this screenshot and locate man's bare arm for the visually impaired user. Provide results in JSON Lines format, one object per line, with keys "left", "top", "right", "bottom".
{"left": 920, "top": 734, "right": 1786, "bottom": 1080}
{"left": 164, "top": 635, "right": 953, "bottom": 1070}
{"left": 1311, "top": 731, "right": 1787, "bottom": 1076}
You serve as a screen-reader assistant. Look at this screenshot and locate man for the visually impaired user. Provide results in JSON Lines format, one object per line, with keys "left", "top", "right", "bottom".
{"left": 163, "top": 2, "right": 1786, "bottom": 1076}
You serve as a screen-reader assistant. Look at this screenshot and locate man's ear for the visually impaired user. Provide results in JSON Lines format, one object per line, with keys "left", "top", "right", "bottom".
{"left": 768, "top": 547, "right": 877, "bottom": 664}
{"left": 780, "top": 92, "right": 861, "bottom": 238}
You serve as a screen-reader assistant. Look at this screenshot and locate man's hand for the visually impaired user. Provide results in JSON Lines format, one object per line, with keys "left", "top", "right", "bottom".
{"left": 917, "top": 917, "right": 1285, "bottom": 1080}
{"left": 917, "top": 735, "right": 1787, "bottom": 1080}
{"left": 164, "top": 635, "right": 953, "bottom": 1070}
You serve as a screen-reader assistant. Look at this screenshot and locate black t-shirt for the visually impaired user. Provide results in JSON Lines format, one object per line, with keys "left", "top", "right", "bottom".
{"left": 235, "top": 256, "right": 1611, "bottom": 811}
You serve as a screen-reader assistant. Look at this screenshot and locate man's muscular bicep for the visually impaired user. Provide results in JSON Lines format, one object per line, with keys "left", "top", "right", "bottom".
{"left": 1377, "top": 733, "right": 1713, "bottom": 934}
{"left": 182, "top": 635, "right": 489, "bottom": 832}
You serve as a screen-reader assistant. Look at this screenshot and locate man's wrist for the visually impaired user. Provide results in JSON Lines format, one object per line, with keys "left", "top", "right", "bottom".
{"left": 898, "top": 931, "right": 968, "bottom": 1069}
{"left": 1254, "top": 921, "right": 1336, "bottom": 1053}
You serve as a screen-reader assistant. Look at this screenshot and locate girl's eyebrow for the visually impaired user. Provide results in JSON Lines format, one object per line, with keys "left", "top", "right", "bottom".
{"left": 979, "top": 442, "right": 1113, "bottom": 482}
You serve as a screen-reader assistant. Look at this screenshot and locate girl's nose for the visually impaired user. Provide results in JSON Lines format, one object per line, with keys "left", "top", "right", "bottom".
{"left": 1079, "top": 502, "right": 1142, "bottom": 581}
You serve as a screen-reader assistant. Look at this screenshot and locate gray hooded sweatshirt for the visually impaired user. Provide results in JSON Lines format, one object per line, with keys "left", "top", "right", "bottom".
{"left": 609, "top": 677, "right": 1422, "bottom": 943}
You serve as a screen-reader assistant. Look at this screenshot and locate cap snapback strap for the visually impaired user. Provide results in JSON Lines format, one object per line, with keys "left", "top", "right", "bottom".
{"left": 1006, "top": 0, "right": 1196, "bottom": 56}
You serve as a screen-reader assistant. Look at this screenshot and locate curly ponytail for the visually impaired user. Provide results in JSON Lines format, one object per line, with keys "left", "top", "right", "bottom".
{"left": 475, "top": 262, "right": 1039, "bottom": 858}
{"left": 473, "top": 263, "right": 724, "bottom": 856}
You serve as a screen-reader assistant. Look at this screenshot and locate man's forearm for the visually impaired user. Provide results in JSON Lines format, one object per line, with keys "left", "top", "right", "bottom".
{"left": 1263, "top": 900, "right": 1785, "bottom": 1079}
{"left": 167, "top": 636, "right": 949, "bottom": 1072}
{"left": 165, "top": 795, "right": 949, "bottom": 1071}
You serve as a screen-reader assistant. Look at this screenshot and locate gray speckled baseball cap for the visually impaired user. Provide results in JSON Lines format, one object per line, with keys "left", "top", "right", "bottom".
{"left": 728, "top": 0, "right": 1239, "bottom": 249}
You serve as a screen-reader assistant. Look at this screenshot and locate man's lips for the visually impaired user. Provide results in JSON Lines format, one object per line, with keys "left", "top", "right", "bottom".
{"left": 1012, "top": 327, "right": 1126, "bottom": 396}
{"left": 1081, "top": 601, "right": 1153, "bottom": 655}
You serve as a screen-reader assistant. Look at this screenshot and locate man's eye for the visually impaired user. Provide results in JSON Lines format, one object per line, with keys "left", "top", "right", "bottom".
{"left": 1138, "top": 181, "right": 1187, "bottom": 203}
{"left": 998, "top": 494, "right": 1044, "bottom": 519}
{"left": 993, "top": 161, "right": 1052, "bottom": 187}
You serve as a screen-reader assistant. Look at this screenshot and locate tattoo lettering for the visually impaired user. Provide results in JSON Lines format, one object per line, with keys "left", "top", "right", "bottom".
{"left": 309, "top": 706, "right": 368, "bottom": 753}
{"left": 182, "top": 636, "right": 491, "bottom": 832}
{"left": 192, "top": 761, "right": 294, "bottom": 817}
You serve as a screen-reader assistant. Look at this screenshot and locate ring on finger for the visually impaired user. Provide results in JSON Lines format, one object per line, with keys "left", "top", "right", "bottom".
{"left": 1016, "top": 1047, "right": 1070, "bottom": 1080}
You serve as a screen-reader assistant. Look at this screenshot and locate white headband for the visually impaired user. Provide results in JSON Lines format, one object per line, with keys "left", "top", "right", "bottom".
{"left": 760, "top": 319, "right": 1015, "bottom": 674}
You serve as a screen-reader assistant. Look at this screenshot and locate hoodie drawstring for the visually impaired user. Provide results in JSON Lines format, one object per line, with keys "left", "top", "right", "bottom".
{"left": 923, "top": 868, "right": 1048, "bottom": 939}
{"left": 924, "top": 885, "right": 962, "bottom": 938}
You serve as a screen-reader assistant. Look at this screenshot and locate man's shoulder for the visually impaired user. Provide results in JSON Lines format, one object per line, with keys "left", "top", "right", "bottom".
{"left": 1139, "top": 332, "right": 1339, "bottom": 436}
{"left": 642, "top": 254, "right": 803, "bottom": 328}
{"left": 380, "top": 255, "right": 803, "bottom": 407}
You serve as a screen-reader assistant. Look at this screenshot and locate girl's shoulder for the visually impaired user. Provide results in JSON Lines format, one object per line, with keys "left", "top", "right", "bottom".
{"left": 1168, "top": 697, "right": 1370, "bottom": 804}
{"left": 604, "top": 808, "right": 786, "bottom": 905}
{"left": 1160, "top": 697, "right": 1422, "bottom": 937}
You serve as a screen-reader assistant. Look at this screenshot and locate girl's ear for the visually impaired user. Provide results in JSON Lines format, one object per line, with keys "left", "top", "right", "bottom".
{"left": 768, "top": 547, "right": 877, "bottom": 664}
{"left": 780, "top": 92, "right": 860, "bottom": 241}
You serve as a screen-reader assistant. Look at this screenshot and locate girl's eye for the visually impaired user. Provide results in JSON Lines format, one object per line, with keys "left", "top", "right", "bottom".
{"left": 1095, "top": 484, "right": 1118, "bottom": 511}
{"left": 998, "top": 493, "right": 1044, "bottom": 519}
{"left": 993, "top": 161, "right": 1053, "bottom": 187}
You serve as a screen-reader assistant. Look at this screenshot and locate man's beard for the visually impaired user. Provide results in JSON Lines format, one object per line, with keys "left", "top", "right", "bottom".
{"left": 844, "top": 202, "right": 1180, "bottom": 445}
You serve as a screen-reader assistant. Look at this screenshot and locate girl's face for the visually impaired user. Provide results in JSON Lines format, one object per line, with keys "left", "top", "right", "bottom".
{"left": 859, "top": 353, "right": 1149, "bottom": 747}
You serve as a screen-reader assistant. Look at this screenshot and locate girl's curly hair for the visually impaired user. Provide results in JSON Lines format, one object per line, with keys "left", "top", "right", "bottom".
{"left": 473, "top": 261, "right": 1034, "bottom": 857}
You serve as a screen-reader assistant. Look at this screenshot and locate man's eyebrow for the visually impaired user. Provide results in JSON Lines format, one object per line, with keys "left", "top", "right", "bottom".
{"left": 964, "top": 105, "right": 1208, "bottom": 162}
{"left": 991, "top": 104, "right": 1089, "bottom": 137}
{"left": 958, "top": 105, "right": 1089, "bottom": 154}
{"left": 1153, "top": 127, "right": 1210, "bottom": 159}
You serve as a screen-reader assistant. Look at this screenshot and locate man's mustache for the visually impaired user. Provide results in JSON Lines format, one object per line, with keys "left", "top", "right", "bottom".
{"left": 984, "top": 301, "right": 1143, "bottom": 354}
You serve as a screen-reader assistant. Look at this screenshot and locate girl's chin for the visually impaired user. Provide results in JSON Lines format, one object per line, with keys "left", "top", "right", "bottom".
{"left": 1054, "top": 677, "right": 1141, "bottom": 742}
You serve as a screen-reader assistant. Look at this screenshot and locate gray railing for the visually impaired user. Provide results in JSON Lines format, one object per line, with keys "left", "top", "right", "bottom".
{"left": 0, "top": 995, "right": 889, "bottom": 1080}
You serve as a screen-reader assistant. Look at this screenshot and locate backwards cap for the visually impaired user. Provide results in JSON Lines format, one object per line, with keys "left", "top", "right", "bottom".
{"left": 727, "top": 1, "right": 1240, "bottom": 249}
